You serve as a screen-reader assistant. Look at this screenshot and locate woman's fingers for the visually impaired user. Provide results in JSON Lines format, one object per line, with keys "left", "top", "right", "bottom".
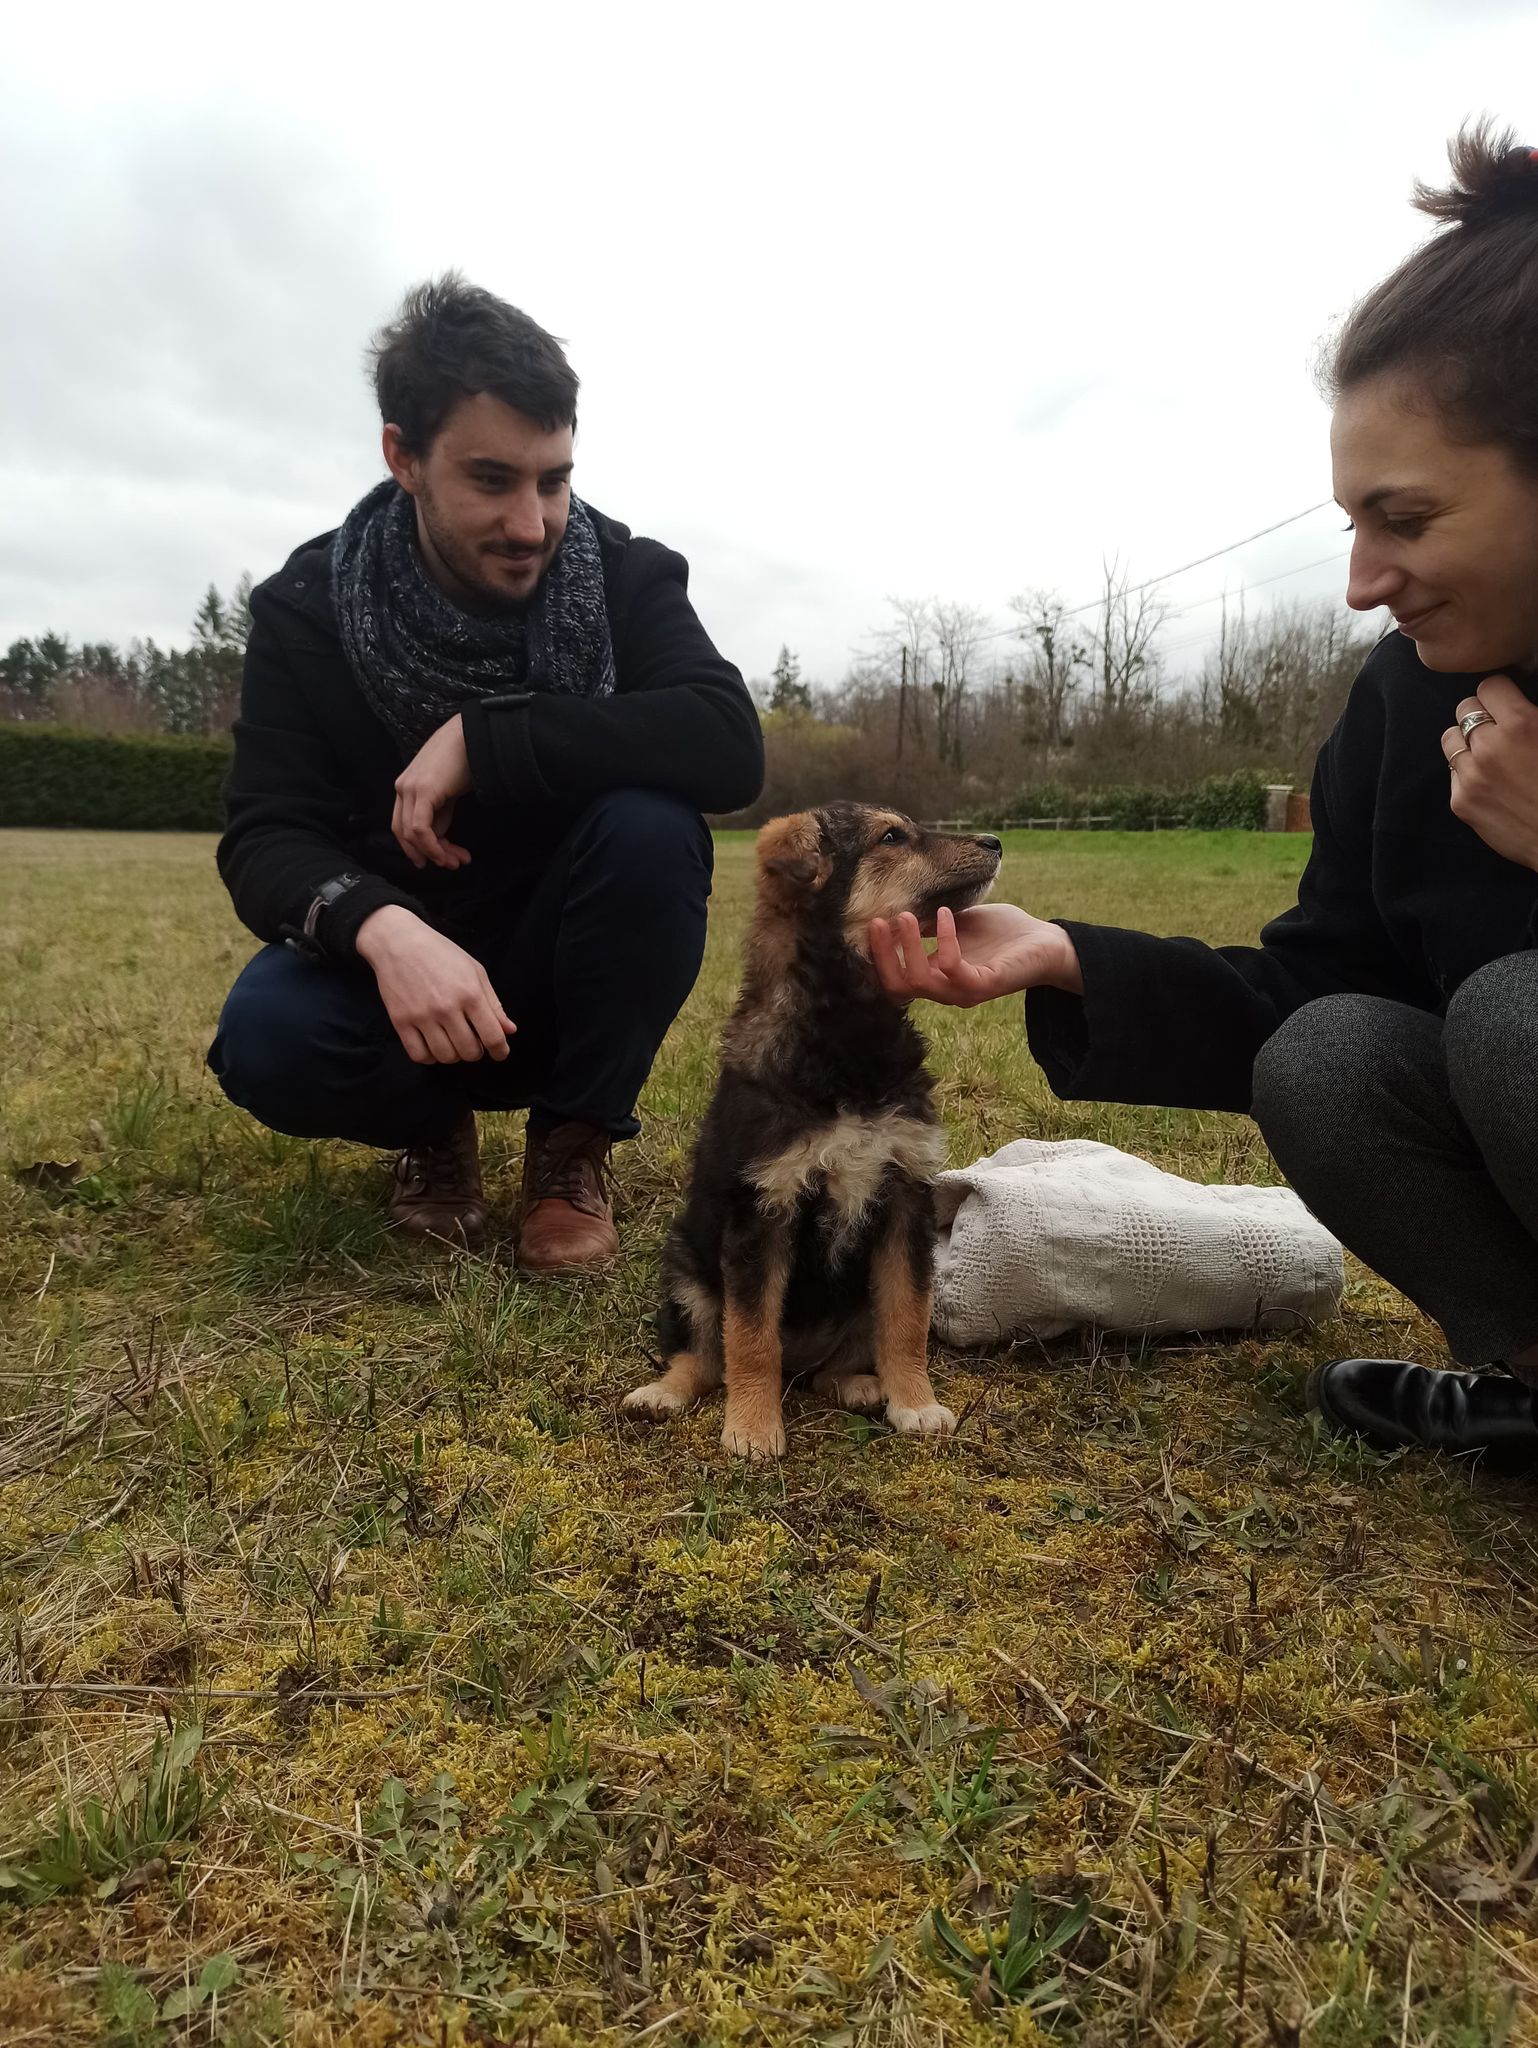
{"left": 896, "top": 912, "right": 986, "bottom": 1005}
{"left": 893, "top": 914, "right": 938, "bottom": 992}
{"left": 1476, "top": 673, "right": 1525, "bottom": 718}
{"left": 875, "top": 905, "right": 1024, "bottom": 1007}
{"left": 914, "top": 909, "right": 989, "bottom": 999}
{"left": 869, "top": 917, "right": 913, "bottom": 1000}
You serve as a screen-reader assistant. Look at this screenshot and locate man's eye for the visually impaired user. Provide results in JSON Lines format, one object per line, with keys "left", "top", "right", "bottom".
{"left": 1386, "top": 517, "right": 1427, "bottom": 538}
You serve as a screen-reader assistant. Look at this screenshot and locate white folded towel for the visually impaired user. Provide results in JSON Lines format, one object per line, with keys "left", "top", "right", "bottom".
{"left": 931, "top": 1137, "right": 1344, "bottom": 1348}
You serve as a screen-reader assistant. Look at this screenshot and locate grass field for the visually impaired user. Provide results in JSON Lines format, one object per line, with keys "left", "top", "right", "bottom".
{"left": 4, "top": 826, "right": 1538, "bottom": 2048}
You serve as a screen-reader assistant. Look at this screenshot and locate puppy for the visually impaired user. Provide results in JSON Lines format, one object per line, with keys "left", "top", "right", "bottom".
{"left": 624, "top": 802, "right": 1002, "bottom": 1460}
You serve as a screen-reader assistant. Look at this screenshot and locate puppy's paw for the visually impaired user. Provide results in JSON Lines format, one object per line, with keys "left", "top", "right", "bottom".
{"left": 623, "top": 1380, "right": 694, "bottom": 1422}
{"left": 812, "top": 1369, "right": 885, "bottom": 1414}
{"left": 887, "top": 1401, "right": 957, "bottom": 1438}
{"left": 721, "top": 1417, "right": 787, "bottom": 1462}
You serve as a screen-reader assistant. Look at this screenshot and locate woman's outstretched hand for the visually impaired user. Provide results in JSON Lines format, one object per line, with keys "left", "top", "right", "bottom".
{"left": 869, "top": 902, "right": 1084, "bottom": 1008}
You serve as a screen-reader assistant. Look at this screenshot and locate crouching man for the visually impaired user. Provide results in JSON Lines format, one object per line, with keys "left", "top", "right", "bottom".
{"left": 208, "top": 275, "right": 763, "bottom": 1267}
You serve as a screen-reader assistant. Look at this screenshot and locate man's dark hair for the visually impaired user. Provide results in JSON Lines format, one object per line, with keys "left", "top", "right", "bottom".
{"left": 369, "top": 273, "right": 579, "bottom": 453}
{"left": 1327, "top": 119, "right": 1538, "bottom": 473}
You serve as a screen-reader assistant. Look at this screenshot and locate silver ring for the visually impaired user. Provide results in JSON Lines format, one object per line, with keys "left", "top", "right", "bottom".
{"left": 1459, "top": 708, "right": 1495, "bottom": 738}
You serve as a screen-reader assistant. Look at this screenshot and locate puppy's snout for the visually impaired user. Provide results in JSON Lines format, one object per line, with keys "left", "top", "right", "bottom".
{"left": 973, "top": 835, "right": 1003, "bottom": 856}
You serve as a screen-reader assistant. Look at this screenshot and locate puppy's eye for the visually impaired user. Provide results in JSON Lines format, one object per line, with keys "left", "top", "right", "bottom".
{"left": 878, "top": 827, "right": 907, "bottom": 846}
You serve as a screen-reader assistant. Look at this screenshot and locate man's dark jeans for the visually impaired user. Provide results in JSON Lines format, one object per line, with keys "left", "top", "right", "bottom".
{"left": 208, "top": 789, "right": 713, "bottom": 1147}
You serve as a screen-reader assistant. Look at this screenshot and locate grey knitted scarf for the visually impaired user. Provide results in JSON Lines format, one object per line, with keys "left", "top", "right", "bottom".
{"left": 331, "top": 479, "right": 616, "bottom": 757}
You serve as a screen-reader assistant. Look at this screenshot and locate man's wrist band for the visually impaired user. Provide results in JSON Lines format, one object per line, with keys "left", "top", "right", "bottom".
{"left": 282, "top": 872, "right": 365, "bottom": 962}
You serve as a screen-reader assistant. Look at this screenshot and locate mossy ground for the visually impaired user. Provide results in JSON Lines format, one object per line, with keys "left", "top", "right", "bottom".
{"left": 3, "top": 827, "right": 1537, "bottom": 2047}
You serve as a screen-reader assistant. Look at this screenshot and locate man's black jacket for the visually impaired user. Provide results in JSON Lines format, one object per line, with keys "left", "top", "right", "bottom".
{"left": 217, "top": 505, "right": 764, "bottom": 958}
{"left": 1026, "top": 631, "right": 1538, "bottom": 1111}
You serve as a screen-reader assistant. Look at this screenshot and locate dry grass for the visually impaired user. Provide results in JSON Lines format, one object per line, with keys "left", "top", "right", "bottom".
{"left": 3, "top": 827, "right": 1538, "bottom": 2047}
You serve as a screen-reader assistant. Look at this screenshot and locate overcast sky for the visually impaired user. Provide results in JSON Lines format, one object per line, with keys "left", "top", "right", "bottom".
{"left": 5, "top": 0, "right": 1536, "bottom": 689}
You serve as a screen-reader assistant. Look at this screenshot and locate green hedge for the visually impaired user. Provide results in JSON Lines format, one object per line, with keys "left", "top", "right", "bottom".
{"left": 982, "top": 770, "right": 1274, "bottom": 832}
{"left": 0, "top": 724, "right": 231, "bottom": 829}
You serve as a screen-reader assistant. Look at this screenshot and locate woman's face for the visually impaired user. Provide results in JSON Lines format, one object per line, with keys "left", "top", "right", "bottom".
{"left": 1331, "top": 376, "right": 1538, "bottom": 673}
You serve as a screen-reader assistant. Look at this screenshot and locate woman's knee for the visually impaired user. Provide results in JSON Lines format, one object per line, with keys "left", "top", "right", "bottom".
{"left": 1251, "top": 994, "right": 1439, "bottom": 1150}
{"left": 1443, "top": 951, "right": 1538, "bottom": 1109}
{"left": 1441, "top": 954, "right": 1538, "bottom": 1146}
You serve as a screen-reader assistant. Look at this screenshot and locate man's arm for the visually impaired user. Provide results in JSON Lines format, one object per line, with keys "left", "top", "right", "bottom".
{"left": 217, "top": 601, "right": 425, "bottom": 960}
{"left": 219, "top": 601, "right": 516, "bottom": 1065}
{"left": 458, "top": 546, "right": 764, "bottom": 824}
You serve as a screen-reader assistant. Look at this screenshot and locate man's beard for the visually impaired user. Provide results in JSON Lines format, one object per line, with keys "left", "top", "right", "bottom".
{"left": 417, "top": 489, "right": 539, "bottom": 613}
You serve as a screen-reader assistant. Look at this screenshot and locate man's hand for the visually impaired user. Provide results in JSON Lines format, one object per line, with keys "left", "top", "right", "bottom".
{"left": 869, "top": 902, "right": 1085, "bottom": 1007}
{"left": 356, "top": 905, "right": 516, "bottom": 1064}
{"left": 393, "top": 714, "right": 474, "bottom": 870}
{"left": 1442, "top": 675, "right": 1538, "bottom": 872}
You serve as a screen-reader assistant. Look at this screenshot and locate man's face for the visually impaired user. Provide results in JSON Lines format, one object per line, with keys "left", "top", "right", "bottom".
{"left": 382, "top": 392, "right": 574, "bottom": 610}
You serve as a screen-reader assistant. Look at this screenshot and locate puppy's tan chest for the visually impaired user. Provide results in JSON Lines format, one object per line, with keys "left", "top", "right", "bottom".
{"left": 748, "top": 1112, "right": 944, "bottom": 1219}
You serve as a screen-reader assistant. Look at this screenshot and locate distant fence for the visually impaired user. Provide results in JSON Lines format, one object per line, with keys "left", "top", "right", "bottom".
{"left": 922, "top": 789, "right": 1311, "bottom": 836}
{"left": 926, "top": 816, "right": 1135, "bottom": 833}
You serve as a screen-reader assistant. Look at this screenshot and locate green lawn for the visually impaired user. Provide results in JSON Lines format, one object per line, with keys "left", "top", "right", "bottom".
{"left": 3, "top": 828, "right": 1537, "bottom": 2048}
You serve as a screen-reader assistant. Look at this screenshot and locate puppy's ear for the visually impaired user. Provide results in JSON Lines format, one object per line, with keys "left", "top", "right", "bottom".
{"left": 756, "top": 812, "right": 829, "bottom": 905}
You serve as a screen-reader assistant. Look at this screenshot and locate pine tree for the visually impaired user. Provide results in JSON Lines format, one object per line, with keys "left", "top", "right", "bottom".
{"left": 0, "top": 635, "right": 74, "bottom": 717}
{"left": 768, "top": 644, "right": 812, "bottom": 715}
{"left": 226, "top": 572, "right": 254, "bottom": 650}
{"left": 191, "top": 585, "right": 228, "bottom": 650}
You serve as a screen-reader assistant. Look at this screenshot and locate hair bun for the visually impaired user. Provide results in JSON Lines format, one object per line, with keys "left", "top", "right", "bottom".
{"left": 1414, "top": 119, "right": 1538, "bottom": 230}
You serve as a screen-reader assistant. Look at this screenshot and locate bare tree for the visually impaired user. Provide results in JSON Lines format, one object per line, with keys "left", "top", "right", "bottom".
{"left": 929, "top": 600, "right": 989, "bottom": 770}
{"left": 878, "top": 596, "right": 936, "bottom": 760}
{"left": 1203, "top": 593, "right": 1260, "bottom": 743}
{"left": 1089, "top": 557, "right": 1168, "bottom": 712}
{"left": 1008, "top": 588, "right": 1086, "bottom": 750}
{"left": 1197, "top": 597, "right": 1371, "bottom": 767}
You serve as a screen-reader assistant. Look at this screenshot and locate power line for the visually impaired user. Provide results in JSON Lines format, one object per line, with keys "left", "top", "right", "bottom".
{"left": 1164, "top": 548, "right": 1350, "bottom": 627}
{"left": 982, "top": 496, "right": 1337, "bottom": 645}
{"left": 1062, "top": 500, "right": 1335, "bottom": 616}
{"left": 1159, "top": 555, "right": 1364, "bottom": 660}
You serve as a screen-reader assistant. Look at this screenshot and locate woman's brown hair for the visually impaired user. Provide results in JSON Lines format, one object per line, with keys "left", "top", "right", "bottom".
{"left": 1329, "top": 120, "right": 1538, "bottom": 472}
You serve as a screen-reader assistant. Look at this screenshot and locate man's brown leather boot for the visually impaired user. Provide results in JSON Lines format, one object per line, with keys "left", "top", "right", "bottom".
{"left": 387, "top": 1109, "right": 488, "bottom": 1248}
{"left": 517, "top": 1119, "right": 619, "bottom": 1273}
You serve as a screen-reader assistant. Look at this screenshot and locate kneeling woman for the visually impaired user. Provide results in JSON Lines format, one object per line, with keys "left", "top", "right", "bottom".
{"left": 873, "top": 123, "right": 1538, "bottom": 1462}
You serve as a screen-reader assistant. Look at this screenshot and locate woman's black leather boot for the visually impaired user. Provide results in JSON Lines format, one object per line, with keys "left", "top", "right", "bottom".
{"left": 1309, "top": 1358, "right": 1538, "bottom": 1460}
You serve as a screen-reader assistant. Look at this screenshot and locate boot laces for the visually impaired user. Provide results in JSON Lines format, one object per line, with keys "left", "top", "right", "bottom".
{"left": 527, "top": 1125, "right": 612, "bottom": 1215}
{"left": 398, "top": 1120, "right": 478, "bottom": 1200}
